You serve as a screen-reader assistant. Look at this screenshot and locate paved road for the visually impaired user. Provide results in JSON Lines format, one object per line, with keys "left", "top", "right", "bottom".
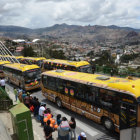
{"left": 6, "top": 83, "right": 119, "bottom": 140}
{"left": 32, "top": 89, "right": 119, "bottom": 140}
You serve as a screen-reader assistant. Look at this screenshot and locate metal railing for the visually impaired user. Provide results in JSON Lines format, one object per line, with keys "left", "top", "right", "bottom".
{"left": 0, "top": 87, "right": 13, "bottom": 110}
{"left": 0, "top": 100, "right": 13, "bottom": 110}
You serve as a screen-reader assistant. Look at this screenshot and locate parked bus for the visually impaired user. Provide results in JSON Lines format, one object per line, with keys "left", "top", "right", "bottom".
{"left": 41, "top": 70, "right": 140, "bottom": 132}
{"left": 0, "top": 61, "right": 10, "bottom": 78}
{"left": 41, "top": 59, "right": 92, "bottom": 73}
{"left": 0, "top": 55, "right": 23, "bottom": 63}
{"left": 3, "top": 63, "right": 41, "bottom": 91}
{"left": 19, "top": 57, "right": 46, "bottom": 67}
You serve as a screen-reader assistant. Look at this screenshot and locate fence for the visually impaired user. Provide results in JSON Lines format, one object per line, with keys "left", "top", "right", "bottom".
{"left": 0, "top": 87, "right": 13, "bottom": 110}
{"left": 0, "top": 100, "right": 13, "bottom": 110}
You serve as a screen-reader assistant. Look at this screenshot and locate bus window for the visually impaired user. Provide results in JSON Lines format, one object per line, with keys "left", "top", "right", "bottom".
{"left": 44, "top": 62, "right": 50, "bottom": 70}
{"left": 56, "top": 78, "right": 64, "bottom": 93}
{"left": 46, "top": 76, "right": 56, "bottom": 91}
{"left": 0, "top": 65, "right": 3, "bottom": 71}
{"left": 63, "top": 80, "right": 77, "bottom": 97}
{"left": 53, "top": 63, "right": 57, "bottom": 70}
{"left": 57, "top": 64, "right": 64, "bottom": 70}
{"left": 70, "top": 66, "right": 76, "bottom": 71}
{"left": 24, "top": 69, "right": 41, "bottom": 83}
{"left": 12, "top": 69, "right": 21, "bottom": 80}
{"left": 89, "top": 86, "right": 97, "bottom": 102}
{"left": 42, "top": 75, "right": 47, "bottom": 88}
{"left": 36, "top": 60, "right": 43, "bottom": 67}
{"left": 77, "top": 65, "right": 92, "bottom": 73}
{"left": 76, "top": 83, "right": 85, "bottom": 100}
{"left": 99, "top": 89, "right": 120, "bottom": 113}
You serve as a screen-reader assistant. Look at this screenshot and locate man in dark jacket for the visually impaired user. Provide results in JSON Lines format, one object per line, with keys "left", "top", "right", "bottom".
{"left": 44, "top": 120, "right": 54, "bottom": 140}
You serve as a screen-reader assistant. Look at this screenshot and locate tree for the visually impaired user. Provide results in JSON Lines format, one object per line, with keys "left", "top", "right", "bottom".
{"left": 22, "top": 46, "right": 36, "bottom": 57}
{"left": 120, "top": 53, "right": 139, "bottom": 63}
{"left": 94, "top": 51, "right": 115, "bottom": 66}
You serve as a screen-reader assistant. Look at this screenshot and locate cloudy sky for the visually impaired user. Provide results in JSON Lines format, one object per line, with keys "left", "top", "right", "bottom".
{"left": 1, "top": 0, "right": 140, "bottom": 29}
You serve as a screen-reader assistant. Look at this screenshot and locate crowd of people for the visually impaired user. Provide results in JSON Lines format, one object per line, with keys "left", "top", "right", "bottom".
{"left": 13, "top": 87, "right": 87, "bottom": 140}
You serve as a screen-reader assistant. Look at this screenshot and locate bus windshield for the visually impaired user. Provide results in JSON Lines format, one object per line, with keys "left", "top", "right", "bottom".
{"left": 77, "top": 65, "right": 92, "bottom": 73}
{"left": 24, "top": 69, "right": 41, "bottom": 81}
{"left": 36, "top": 60, "right": 43, "bottom": 67}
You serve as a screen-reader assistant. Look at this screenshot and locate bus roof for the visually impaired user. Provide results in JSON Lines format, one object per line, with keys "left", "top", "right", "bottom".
{"left": 42, "top": 70, "right": 140, "bottom": 98}
{"left": 0, "top": 61, "right": 10, "bottom": 65}
{"left": 4, "top": 63, "right": 40, "bottom": 72}
{"left": 24, "top": 57, "right": 46, "bottom": 61}
{"left": 43, "top": 59, "right": 90, "bottom": 67}
{"left": 15, "top": 56, "right": 24, "bottom": 59}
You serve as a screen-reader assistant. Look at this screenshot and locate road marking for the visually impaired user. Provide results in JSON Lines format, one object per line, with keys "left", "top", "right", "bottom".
{"left": 54, "top": 110, "right": 99, "bottom": 137}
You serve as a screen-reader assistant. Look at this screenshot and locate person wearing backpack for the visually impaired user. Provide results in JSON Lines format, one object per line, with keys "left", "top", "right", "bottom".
{"left": 58, "top": 117, "right": 70, "bottom": 140}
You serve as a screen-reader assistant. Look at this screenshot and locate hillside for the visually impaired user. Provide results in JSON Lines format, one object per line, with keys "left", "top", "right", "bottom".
{"left": 0, "top": 24, "right": 140, "bottom": 45}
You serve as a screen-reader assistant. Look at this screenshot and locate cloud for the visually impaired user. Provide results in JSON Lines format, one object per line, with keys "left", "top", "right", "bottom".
{"left": 0, "top": 0, "right": 140, "bottom": 28}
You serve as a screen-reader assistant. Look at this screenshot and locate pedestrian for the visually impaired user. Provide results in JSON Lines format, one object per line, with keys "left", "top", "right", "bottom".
{"left": 69, "top": 117, "right": 76, "bottom": 140}
{"left": 44, "top": 109, "right": 49, "bottom": 118}
{"left": 46, "top": 108, "right": 53, "bottom": 118}
{"left": 57, "top": 114, "right": 62, "bottom": 140}
{"left": 22, "top": 91, "right": 27, "bottom": 102}
{"left": 56, "top": 114, "right": 62, "bottom": 126}
{"left": 44, "top": 120, "right": 54, "bottom": 140}
{"left": 78, "top": 132, "right": 87, "bottom": 140}
{"left": 39, "top": 104, "right": 46, "bottom": 126}
{"left": 58, "top": 117, "right": 70, "bottom": 140}
{"left": 18, "top": 88, "right": 23, "bottom": 102}
{"left": 13, "top": 87, "right": 18, "bottom": 102}
{"left": 110, "top": 69, "right": 113, "bottom": 77}
{"left": 92, "top": 65, "right": 95, "bottom": 74}
{"left": 30, "top": 96, "right": 38, "bottom": 112}
{"left": 24, "top": 95, "right": 30, "bottom": 108}
{"left": 26, "top": 91, "right": 30, "bottom": 96}
{"left": 34, "top": 98, "right": 40, "bottom": 117}
{"left": 0, "top": 78, "right": 6, "bottom": 90}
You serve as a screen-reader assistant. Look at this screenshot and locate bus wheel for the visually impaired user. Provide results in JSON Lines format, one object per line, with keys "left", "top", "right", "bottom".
{"left": 56, "top": 98, "right": 62, "bottom": 108}
{"left": 102, "top": 118, "right": 115, "bottom": 132}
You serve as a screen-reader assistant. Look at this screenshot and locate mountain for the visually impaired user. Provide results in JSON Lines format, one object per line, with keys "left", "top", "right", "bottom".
{"left": 0, "top": 24, "right": 140, "bottom": 45}
{"left": 0, "top": 25, "right": 33, "bottom": 38}
{"left": 107, "top": 25, "right": 140, "bottom": 32}
{"left": 0, "top": 25, "right": 32, "bottom": 33}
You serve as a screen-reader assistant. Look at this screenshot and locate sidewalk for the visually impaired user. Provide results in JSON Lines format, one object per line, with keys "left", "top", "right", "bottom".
{"left": 5, "top": 85, "right": 58, "bottom": 140}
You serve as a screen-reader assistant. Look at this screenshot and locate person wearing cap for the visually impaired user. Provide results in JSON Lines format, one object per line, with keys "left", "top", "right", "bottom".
{"left": 78, "top": 132, "right": 87, "bottom": 140}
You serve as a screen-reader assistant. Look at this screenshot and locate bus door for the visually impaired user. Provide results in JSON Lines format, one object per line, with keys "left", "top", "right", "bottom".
{"left": 120, "top": 101, "right": 137, "bottom": 130}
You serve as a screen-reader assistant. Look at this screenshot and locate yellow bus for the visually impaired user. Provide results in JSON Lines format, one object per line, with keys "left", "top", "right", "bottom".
{"left": 19, "top": 57, "right": 46, "bottom": 67}
{"left": 0, "top": 61, "right": 10, "bottom": 78}
{"left": 3, "top": 63, "right": 41, "bottom": 91}
{"left": 0, "top": 55, "right": 23, "bottom": 63}
{"left": 41, "top": 70, "right": 140, "bottom": 132}
{"left": 41, "top": 59, "right": 92, "bottom": 73}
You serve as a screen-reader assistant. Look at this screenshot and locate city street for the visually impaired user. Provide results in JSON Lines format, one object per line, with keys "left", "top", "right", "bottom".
{"left": 6, "top": 84, "right": 119, "bottom": 140}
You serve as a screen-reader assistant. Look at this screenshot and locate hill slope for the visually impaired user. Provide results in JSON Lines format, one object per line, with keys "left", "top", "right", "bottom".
{"left": 0, "top": 24, "right": 140, "bottom": 45}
